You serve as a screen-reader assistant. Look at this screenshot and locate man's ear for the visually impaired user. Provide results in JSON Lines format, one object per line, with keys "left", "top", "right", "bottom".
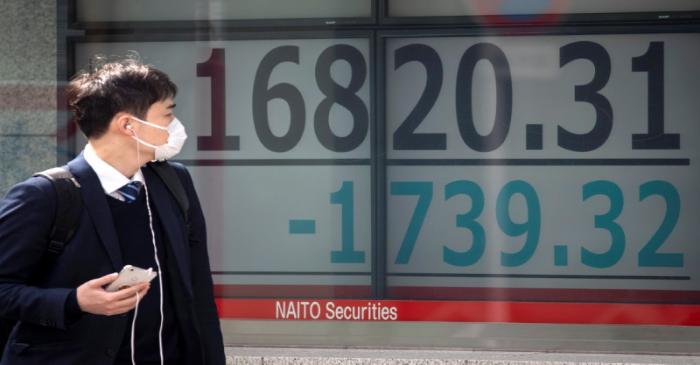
{"left": 113, "top": 112, "right": 134, "bottom": 136}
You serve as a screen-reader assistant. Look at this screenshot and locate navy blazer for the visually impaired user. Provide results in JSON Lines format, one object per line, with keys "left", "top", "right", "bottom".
{"left": 0, "top": 155, "right": 225, "bottom": 364}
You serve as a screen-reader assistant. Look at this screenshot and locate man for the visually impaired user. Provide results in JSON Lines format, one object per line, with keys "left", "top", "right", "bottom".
{"left": 0, "top": 59, "right": 225, "bottom": 364}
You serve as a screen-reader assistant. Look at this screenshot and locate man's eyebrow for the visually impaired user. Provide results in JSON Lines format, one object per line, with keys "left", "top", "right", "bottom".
{"left": 167, "top": 103, "right": 176, "bottom": 109}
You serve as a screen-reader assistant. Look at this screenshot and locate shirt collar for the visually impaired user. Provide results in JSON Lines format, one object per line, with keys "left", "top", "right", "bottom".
{"left": 83, "top": 143, "right": 146, "bottom": 195}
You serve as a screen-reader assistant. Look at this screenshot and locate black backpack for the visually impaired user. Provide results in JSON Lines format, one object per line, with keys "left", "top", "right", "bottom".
{"left": 0, "top": 162, "right": 189, "bottom": 357}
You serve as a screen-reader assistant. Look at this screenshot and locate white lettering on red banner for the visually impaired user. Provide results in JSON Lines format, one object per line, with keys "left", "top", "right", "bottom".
{"left": 275, "top": 300, "right": 398, "bottom": 321}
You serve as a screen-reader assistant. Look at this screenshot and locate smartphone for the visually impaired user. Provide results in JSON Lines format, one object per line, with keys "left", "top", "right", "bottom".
{"left": 105, "top": 265, "right": 158, "bottom": 292}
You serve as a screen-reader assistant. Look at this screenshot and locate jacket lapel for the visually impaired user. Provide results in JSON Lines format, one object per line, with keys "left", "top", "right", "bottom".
{"left": 67, "top": 155, "right": 124, "bottom": 271}
{"left": 142, "top": 166, "right": 193, "bottom": 297}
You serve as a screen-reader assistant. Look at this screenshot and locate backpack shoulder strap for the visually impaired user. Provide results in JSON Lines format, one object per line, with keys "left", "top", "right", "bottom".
{"left": 33, "top": 166, "right": 82, "bottom": 257}
{"left": 148, "top": 161, "right": 189, "bottom": 223}
{"left": 0, "top": 168, "right": 82, "bottom": 356}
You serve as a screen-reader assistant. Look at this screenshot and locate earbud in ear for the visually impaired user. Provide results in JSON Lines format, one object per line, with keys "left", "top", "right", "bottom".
{"left": 126, "top": 124, "right": 133, "bottom": 130}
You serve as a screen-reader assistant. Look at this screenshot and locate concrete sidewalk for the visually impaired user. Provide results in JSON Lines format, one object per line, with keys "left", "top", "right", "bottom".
{"left": 224, "top": 347, "right": 700, "bottom": 365}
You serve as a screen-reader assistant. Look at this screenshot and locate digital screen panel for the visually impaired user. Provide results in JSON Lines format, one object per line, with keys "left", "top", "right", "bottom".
{"left": 388, "top": 0, "right": 700, "bottom": 18}
{"left": 75, "top": 37, "right": 373, "bottom": 298}
{"left": 72, "top": 29, "right": 700, "bottom": 326}
{"left": 76, "top": 0, "right": 372, "bottom": 22}
{"left": 384, "top": 32, "right": 700, "bottom": 302}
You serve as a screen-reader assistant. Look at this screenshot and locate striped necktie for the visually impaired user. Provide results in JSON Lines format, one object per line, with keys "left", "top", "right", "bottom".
{"left": 118, "top": 181, "right": 142, "bottom": 203}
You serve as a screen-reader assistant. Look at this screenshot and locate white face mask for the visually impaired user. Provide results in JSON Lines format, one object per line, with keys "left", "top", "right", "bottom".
{"left": 130, "top": 116, "right": 187, "bottom": 161}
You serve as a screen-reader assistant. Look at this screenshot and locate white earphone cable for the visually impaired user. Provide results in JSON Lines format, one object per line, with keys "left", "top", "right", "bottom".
{"left": 131, "top": 291, "right": 139, "bottom": 365}
{"left": 143, "top": 180, "right": 165, "bottom": 365}
{"left": 130, "top": 127, "right": 165, "bottom": 365}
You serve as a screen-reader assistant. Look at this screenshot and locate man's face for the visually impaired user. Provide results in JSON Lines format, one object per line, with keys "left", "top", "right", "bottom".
{"left": 136, "top": 97, "right": 176, "bottom": 154}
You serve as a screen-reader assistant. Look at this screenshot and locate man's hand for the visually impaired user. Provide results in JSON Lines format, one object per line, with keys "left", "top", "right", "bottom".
{"left": 76, "top": 273, "right": 150, "bottom": 316}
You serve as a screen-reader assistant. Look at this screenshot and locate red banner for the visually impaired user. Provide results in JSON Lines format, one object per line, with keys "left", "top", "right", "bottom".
{"left": 215, "top": 298, "right": 700, "bottom": 326}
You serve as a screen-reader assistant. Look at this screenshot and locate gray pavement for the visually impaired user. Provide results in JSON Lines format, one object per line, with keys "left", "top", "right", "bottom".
{"left": 224, "top": 347, "right": 700, "bottom": 365}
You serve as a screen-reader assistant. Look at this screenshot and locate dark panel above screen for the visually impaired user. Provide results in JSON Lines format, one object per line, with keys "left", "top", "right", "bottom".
{"left": 386, "top": 0, "right": 700, "bottom": 24}
{"left": 76, "top": 0, "right": 373, "bottom": 24}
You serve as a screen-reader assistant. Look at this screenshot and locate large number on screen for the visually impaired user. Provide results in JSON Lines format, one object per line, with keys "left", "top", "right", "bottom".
{"left": 197, "top": 46, "right": 369, "bottom": 153}
{"left": 391, "top": 41, "right": 679, "bottom": 152}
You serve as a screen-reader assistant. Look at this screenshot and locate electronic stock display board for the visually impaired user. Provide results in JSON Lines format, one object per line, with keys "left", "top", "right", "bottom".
{"left": 72, "top": 1, "right": 700, "bottom": 326}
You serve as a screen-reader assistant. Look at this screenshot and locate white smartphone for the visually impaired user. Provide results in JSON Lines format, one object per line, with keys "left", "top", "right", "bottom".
{"left": 105, "top": 265, "right": 158, "bottom": 292}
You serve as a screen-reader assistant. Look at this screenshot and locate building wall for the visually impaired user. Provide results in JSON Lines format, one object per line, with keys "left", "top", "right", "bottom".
{"left": 0, "top": 0, "right": 57, "bottom": 196}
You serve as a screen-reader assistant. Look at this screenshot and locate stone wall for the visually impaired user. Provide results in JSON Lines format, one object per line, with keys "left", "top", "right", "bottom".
{"left": 0, "top": 0, "right": 57, "bottom": 195}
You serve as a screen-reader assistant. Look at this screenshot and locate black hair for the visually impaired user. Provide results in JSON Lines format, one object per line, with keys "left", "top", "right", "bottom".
{"left": 66, "top": 57, "right": 177, "bottom": 139}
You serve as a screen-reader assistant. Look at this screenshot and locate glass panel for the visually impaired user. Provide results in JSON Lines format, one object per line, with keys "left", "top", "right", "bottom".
{"left": 67, "top": 6, "right": 700, "bottom": 353}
